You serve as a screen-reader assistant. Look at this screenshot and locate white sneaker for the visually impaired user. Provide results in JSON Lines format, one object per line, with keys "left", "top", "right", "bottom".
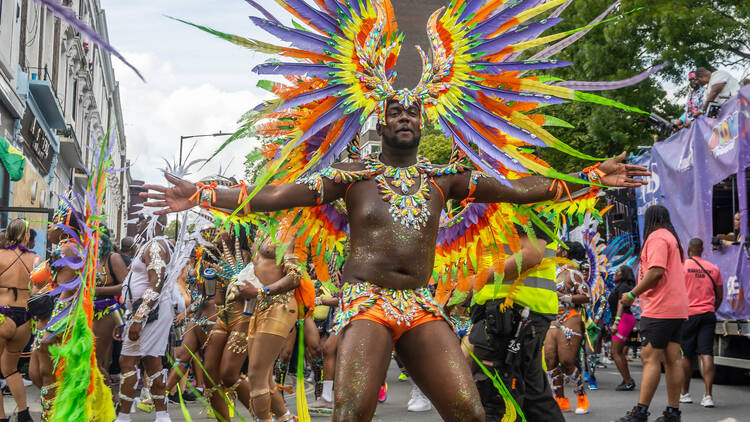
{"left": 22, "top": 377, "right": 32, "bottom": 387}
{"left": 601, "top": 356, "right": 614, "bottom": 365}
{"left": 407, "top": 386, "right": 432, "bottom": 412}
{"left": 679, "top": 393, "right": 693, "bottom": 404}
{"left": 701, "top": 395, "right": 715, "bottom": 408}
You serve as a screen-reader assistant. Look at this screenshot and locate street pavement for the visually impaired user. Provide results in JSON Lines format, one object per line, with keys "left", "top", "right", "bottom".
{"left": 8, "top": 359, "right": 748, "bottom": 421}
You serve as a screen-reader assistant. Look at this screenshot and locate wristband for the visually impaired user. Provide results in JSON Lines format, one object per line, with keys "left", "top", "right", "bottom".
{"left": 263, "top": 286, "right": 271, "bottom": 296}
{"left": 627, "top": 291, "right": 636, "bottom": 300}
{"left": 189, "top": 182, "right": 218, "bottom": 208}
{"left": 230, "top": 180, "right": 251, "bottom": 214}
{"left": 614, "top": 316, "right": 621, "bottom": 322}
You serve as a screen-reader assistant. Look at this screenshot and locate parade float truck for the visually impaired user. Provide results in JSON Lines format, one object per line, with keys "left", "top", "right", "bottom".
{"left": 634, "top": 84, "right": 750, "bottom": 382}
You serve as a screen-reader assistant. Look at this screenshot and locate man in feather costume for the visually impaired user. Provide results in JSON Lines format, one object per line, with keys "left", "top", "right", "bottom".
{"left": 138, "top": 1, "right": 661, "bottom": 420}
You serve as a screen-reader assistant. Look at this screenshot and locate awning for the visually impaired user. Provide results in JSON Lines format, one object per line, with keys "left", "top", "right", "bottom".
{"left": 0, "top": 136, "right": 26, "bottom": 181}
{"left": 28, "top": 79, "right": 66, "bottom": 130}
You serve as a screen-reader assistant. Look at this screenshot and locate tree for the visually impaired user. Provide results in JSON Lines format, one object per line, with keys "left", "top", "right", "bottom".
{"left": 418, "top": 122, "right": 453, "bottom": 164}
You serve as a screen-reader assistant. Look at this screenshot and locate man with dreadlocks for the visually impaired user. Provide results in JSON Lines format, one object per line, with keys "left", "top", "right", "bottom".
{"left": 613, "top": 205, "right": 688, "bottom": 422}
{"left": 142, "top": 98, "right": 649, "bottom": 422}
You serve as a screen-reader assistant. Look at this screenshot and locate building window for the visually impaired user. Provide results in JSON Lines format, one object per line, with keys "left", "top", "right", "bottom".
{"left": 72, "top": 79, "right": 77, "bottom": 120}
{"left": 712, "top": 174, "right": 738, "bottom": 238}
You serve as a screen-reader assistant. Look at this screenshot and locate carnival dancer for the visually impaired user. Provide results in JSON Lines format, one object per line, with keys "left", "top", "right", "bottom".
{"left": 231, "top": 229, "right": 303, "bottom": 422}
{"left": 143, "top": 100, "right": 647, "bottom": 422}
{"left": 545, "top": 242, "right": 591, "bottom": 415}
{"left": 0, "top": 219, "right": 41, "bottom": 422}
{"left": 165, "top": 255, "right": 211, "bottom": 403}
{"left": 91, "top": 228, "right": 129, "bottom": 390}
{"left": 141, "top": 2, "right": 657, "bottom": 420}
{"left": 116, "top": 215, "right": 188, "bottom": 422}
{"left": 198, "top": 228, "right": 254, "bottom": 421}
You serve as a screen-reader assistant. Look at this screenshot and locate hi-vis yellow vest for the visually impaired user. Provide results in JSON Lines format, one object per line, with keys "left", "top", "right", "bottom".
{"left": 474, "top": 243, "right": 559, "bottom": 315}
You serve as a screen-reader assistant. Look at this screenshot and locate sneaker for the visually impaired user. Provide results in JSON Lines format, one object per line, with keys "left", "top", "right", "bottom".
{"left": 22, "top": 377, "right": 33, "bottom": 387}
{"left": 616, "top": 380, "right": 636, "bottom": 391}
{"left": 679, "top": 393, "right": 693, "bottom": 404}
{"left": 611, "top": 406, "right": 649, "bottom": 422}
{"left": 556, "top": 396, "right": 571, "bottom": 412}
{"left": 589, "top": 375, "right": 598, "bottom": 390}
{"left": 575, "top": 394, "right": 589, "bottom": 415}
{"left": 398, "top": 373, "right": 408, "bottom": 381}
{"left": 601, "top": 356, "right": 614, "bottom": 365}
{"left": 181, "top": 389, "right": 197, "bottom": 402}
{"left": 168, "top": 392, "right": 181, "bottom": 404}
{"left": 378, "top": 382, "right": 388, "bottom": 403}
{"left": 654, "top": 408, "right": 681, "bottom": 422}
{"left": 407, "top": 386, "right": 432, "bottom": 412}
{"left": 700, "top": 395, "right": 715, "bottom": 408}
{"left": 308, "top": 398, "right": 333, "bottom": 414}
{"left": 1, "top": 385, "right": 10, "bottom": 396}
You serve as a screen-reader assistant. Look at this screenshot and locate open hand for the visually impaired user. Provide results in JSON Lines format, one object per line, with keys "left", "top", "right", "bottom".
{"left": 140, "top": 173, "right": 197, "bottom": 215}
{"left": 598, "top": 152, "right": 650, "bottom": 188}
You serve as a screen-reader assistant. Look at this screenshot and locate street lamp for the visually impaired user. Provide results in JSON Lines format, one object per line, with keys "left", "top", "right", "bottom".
{"left": 179, "top": 131, "right": 232, "bottom": 168}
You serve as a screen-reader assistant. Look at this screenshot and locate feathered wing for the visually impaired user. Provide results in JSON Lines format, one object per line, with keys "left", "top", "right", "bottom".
{"left": 48, "top": 133, "right": 118, "bottom": 422}
{"left": 418, "top": 0, "right": 657, "bottom": 187}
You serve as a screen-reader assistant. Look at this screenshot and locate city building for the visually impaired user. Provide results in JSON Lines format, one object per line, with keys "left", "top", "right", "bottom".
{"left": 0, "top": 0, "right": 130, "bottom": 249}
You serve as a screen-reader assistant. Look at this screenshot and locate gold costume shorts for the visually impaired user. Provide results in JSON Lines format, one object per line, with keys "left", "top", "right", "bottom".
{"left": 248, "top": 292, "right": 297, "bottom": 339}
{"left": 214, "top": 301, "right": 251, "bottom": 334}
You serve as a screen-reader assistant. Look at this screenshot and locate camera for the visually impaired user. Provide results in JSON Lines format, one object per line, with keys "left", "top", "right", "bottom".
{"left": 706, "top": 102, "right": 721, "bottom": 119}
{"left": 648, "top": 113, "right": 674, "bottom": 138}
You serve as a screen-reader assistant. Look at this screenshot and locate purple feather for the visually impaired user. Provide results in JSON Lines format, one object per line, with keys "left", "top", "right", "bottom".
{"left": 465, "top": 82, "right": 566, "bottom": 104}
{"left": 469, "top": 0, "right": 540, "bottom": 37}
{"left": 249, "top": 17, "right": 331, "bottom": 54}
{"left": 470, "top": 59, "right": 571, "bottom": 72}
{"left": 555, "top": 62, "right": 670, "bottom": 91}
{"left": 279, "top": 0, "right": 339, "bottom": 34}
{"left": 293, "top": 99, "right": 346, "bottom": 149}
{"left": 549, "top": 0, "right": 575, "bottom": 18}
{"left": 280, "top": 84, "right": 344, "bottom": 110}
{"left": 529, "top": 0, "right": 620, "bottom": 60}
{"left": 52, "top": 256, "right": 85, "bottom": 270}
{"left": 463, "top": 100, "right": 548, "bottom": 147}
{"left": 438, "top": 117, "right": 511, "bottom": 187}
{"left": 449, "top": 115, "right": 529, "bottom": 173}
{"left": 254, "top": 62, "right": 332, "bottom": 78}
{"left": 458, "top": 0, "right": 485, "bottom": 21}
{"left": 48, "top": 276, "right": 82, "bottom": 296}
{"left": 310, "top": 114, "right": 360, "bottom": 172}
{"left": 31, "top": 0, "right": 144, "bottom": 82}
{"left": 468, "top": 18, "right": 562, "bottom": 56}
{"left": 244, "top": 0, "right": 282, "bottom": 24}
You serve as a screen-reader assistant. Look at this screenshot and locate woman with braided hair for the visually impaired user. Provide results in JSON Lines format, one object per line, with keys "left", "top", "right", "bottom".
{"left": 0, "top": 219, "right": 41, "bottom": 422}
{"left": 545, "top": 241, "right": 591, "bottom": 415}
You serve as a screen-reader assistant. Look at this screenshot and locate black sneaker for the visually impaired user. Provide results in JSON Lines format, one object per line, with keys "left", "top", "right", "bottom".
{"left": 654, "top": 408, "right": 681, "bottom": 422}
{"left": 1, "top": 385, "right": 10, "bottom": 396}
{"left": 17, "top": 408, "right": 33, "bottom": 422}
{"left": 611, "top": 406, "right": 649, "bottom": 422}
{"left": 181, "top": 389, "right": 197, "bottom": 402}
{"left": 168, "top": 392, "right": 181, "bottom": 404}
{"left": 616, "top": 380, "right": 636, "bottom": 391}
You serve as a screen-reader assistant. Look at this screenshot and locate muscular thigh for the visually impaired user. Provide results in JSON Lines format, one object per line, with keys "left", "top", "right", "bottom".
{"left": 248, "top": 332, "right": 287, "bottom": 380}
{"left": 5, "top": 321, "right": 30, "bottom": 353}
{"left": 203, "top": 330, "right": 228, "bottom": 374}
{"left": 334, "top": 320, "right": 393, "bottom": 420}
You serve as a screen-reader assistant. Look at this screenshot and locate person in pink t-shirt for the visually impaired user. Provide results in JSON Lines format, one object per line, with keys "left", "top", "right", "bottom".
{"left": 680, "top": 238, "right": 723, "bottom": 408}
{"left": 614, "top": 205, "right": 688, "bottom": 422}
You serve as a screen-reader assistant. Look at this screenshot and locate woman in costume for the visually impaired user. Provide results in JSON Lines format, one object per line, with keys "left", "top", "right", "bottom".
{"left": 609, "top": 265, "right": 637, "bottom": 391}
{"left": 234, "top": 229, "right": 303, "bottom": 422}
{"left": 32, "top": 205, "right": 104, "bottom": 422}
{"left": 164, "top": 254, "right": 211, "bottom": 401}
{"left": 0, "top": 219, "right": 41, "bottom": 422}
{"left": 198, "top": 228, "right": 254, "bottom": 420}
{"left": 545, "top": 241, "right": 591, "bottom": 415}
{"left": 91, "top": 228, "right": 129, "bottom": 389}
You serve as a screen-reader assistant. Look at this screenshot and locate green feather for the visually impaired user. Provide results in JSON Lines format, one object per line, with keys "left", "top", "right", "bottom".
{"left": 541, "top": 115, "right": 575, "bottom": 128}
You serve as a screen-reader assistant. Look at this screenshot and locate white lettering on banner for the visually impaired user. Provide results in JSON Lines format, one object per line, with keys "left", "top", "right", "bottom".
{"left": 676, "top": 142, "right": 693, "bottom": 172}
{"left": 726, "top": 275, "right": 740, "bottom": 301}
{"left": 637, "top": 161, "right": 660, "bottom": 214}
{"left": 708, "top": 111, "right": 738, "bottom": 157}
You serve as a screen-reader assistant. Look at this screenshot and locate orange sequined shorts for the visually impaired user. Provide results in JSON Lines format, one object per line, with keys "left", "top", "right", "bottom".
{"left": 333, "top": 282, "right": 445, "bottom": 341}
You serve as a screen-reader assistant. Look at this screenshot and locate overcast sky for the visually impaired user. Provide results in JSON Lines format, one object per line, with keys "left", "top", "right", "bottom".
{"left": 100, "top": 0, "right": 292, "bottom": 185}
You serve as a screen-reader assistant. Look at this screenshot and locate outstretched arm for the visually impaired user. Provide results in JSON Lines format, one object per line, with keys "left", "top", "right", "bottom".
{"left": 140, "top": 169, "right": 348, "bottom": 215}
{"left": 448, "top": 152, "right": 649, "bottom": 204}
